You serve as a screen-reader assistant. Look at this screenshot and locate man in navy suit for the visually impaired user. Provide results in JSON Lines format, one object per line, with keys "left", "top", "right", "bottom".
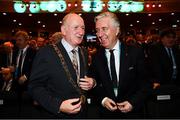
{"left": 12, "top": 30, "right": 36, "bottom": 118}
{"left": 88, "top": 12, "right": 150, "bottom": 118}
{"left": 28, "top": 13, "right": 96, "bottom": 118}
{"left": 148, "top": 29, "right": 180, "bottom": 88}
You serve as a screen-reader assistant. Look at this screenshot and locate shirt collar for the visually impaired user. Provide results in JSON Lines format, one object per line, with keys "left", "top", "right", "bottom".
{"left": 19, "top": 45, "right": 29, "bottom": 54}
{"left": 61, "top": 38, "right": 78, "bottom": 53}
{"left": 105, "top": 40, "right": 120, "bottom": 53}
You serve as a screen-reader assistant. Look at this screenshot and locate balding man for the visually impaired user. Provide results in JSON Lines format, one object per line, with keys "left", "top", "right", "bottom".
{"left": 28, "top": 13, "right": 96, "bottom": 118}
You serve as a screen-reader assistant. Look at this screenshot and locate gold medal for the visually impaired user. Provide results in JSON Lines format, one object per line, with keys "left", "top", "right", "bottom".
{"left": 80, "top": 95, "right": 86, "bottom": 104}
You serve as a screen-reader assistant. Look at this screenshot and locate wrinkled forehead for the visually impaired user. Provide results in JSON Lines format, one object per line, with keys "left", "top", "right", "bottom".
{"left": 62, "top": 13, "right": 84, "bottom": 26}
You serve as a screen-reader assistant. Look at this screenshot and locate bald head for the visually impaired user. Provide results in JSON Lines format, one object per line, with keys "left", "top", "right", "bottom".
{"left": 62, "top": 13, "right": 84, "bottom": 27}
{"left": 61, "top": 13, "right": 85, "bottom": 48}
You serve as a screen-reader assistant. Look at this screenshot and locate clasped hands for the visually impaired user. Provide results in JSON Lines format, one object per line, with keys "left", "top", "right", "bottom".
{"left": 103, "top": 97, "right": 133, "bottom": 113}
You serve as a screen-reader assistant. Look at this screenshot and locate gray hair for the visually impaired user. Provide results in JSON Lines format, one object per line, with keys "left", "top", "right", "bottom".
{"left": 94, "top": 12, "right": 120, "bottom": 28}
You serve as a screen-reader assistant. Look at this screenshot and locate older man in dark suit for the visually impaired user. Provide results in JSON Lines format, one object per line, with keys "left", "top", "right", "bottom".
{"left": 28, "top": 13, "right": 96, "bottom": 118}
{"left": 88, "top": 12, "right": 150, "bottom": 118}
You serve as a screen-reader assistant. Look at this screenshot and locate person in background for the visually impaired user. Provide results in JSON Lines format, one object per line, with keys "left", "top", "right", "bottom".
{"left": 36, "top": 37, "right": 46, "bottom": 50}
{"left": 49, "top": 32, "right": 62, "bottom": 44}
{"left": 0, "top": 67, "right": 19, "bottom": 118}
{"left": 148, "top": 28, "right": 180, "bottom": 89}
{"left": 12, "top": 30, "right": 37, "bottom": 118}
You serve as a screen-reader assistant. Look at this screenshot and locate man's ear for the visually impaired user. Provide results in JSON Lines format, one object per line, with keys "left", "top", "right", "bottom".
{"left": 116, "top": 27, "right": 120, "bottom": 36}
{"left": 61, "top": 25, "right": 66, "bottom": 36}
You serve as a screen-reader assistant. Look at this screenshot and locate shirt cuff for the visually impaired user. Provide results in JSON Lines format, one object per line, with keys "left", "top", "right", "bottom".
{"left": 101, "top": 97, "right": 108, "bottom": 107}
{"left": 93, "top": 78, "right": 97, "bottom": 88}
{"left": 23, "top": 74, "right": 27, "bottom": 81}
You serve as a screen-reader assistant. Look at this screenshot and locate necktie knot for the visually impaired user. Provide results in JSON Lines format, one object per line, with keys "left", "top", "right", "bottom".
{"left": 109, "top": 49, "right": 115, "bottom": 54}
{"left": 71, "top": 49, "right": 77, "bottom": 54}
{"left": 20, "top": 50, "right": 23, "bottom": 55}
{"left": 71, "top": 49, "right": 79, "bottom": 81}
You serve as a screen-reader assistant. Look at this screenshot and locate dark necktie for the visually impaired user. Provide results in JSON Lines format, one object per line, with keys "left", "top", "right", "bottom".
{"left": 109, "top": 49, "right": 118, "bottom": 88}
{"left": 167, "top": 48, "right": 177, "bottom": 80}
{"left": 17, "top": 50, "right": 23, "bottom": 77}
{"left": 167, "top": 48, "right": 173, "bottom": 63}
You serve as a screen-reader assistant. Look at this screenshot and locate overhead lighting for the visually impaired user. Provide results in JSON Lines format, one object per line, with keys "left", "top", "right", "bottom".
{"left": 171, "top": 13, "right": 175, "bottom": 15}
{"left": 38, "top": 21, "right": 41, "bottom": 24}
{"left": 59, "top": 21, "right": 62, "bottom": 24}
{"left": 130, "top": 24, "right": 133, "bottom": 27}
{"left": 68, "top": 3, "right": 71, "bottom": 7}
{"left": 29, "top": 13, "right": 32, "bottom": 16}
{"left": 152, "top": 22, "right": 155, "bottom": 25}
{"left": 148, "top": 13, "right": 152, "bottom": 16}
{"left": 152, "top": 4, "right": 155, "bottom": 8}
{"left": 158, "top": 4, "right": 162, "bottom": 8}
{"left": 54, "top": 13, "right": 57, "bottom": 16}
{"left": 13, "top": 19, "right": 17, "bottom": 22}
{"left": 137, "top": 20, "right": 140, "bottom": 23}
{"left": 19, "top": 23, "right": 22, "bottom": 26}
{"left": 42, "top": 25, "right": 46, "bottom": 27}
{"left": 3, "top": 13, "right": 7, "bottom": 15}
{"left": 177, "top": 20, "right": 180, "bottom": 23}
{"left": 172, "top": 25, "right": 177, "bottom": 28}
{"left": 75, "top": 3, "right": 78, "bottom": 7}
{"left": 126, "top": 13, "right": 129, "bottom": 16}
{"left": 158, "top": 19, "right": 162, "bottom": 22}
{"left": 146, "top": 4, "right": 150, "bottom": 8}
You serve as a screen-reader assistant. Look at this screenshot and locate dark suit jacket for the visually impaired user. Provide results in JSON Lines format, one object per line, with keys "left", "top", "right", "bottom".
{"left": 28, "top": 42, "right": 88, "bottom": 118}
{"left": 12, "top": 47, "right": 36, "bottom": 92}
{"left": 148, "top": 43, "right": 180, "bottom": 85}
{"left": 88, "top": 42, "right": 150, "bottom": 114}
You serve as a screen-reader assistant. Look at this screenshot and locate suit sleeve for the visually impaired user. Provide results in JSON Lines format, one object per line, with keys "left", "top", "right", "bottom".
{"left": 88, "top": 55, "right": 107, "bottom": 105}
{"left": 127, "top": 47, "right": 152, "bottom": 110}
{"left": 148, "top": 45, "right": 162, "bottom": 83}
{"left": 28, "top": 47, "right": 63, "bottom": 115}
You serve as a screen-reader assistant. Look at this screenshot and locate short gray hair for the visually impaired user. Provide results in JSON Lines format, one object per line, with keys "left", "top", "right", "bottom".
{"left": 94, "top": 12, "right": 120, "bottom": 28}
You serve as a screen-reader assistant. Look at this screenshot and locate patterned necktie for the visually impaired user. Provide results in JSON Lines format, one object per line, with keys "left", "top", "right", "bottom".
{"left": 71, "top": 49, "right": 79, "bottom": 81}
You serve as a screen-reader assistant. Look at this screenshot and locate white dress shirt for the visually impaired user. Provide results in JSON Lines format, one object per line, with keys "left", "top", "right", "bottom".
{"left": 61, "top": 39, "right": 80, "bottom": 74}
{"left": 16, "top": 45, "right": 29, "bottom": 73}
{"left": 105, "top": 40, "right": 121, "bottom": 83}
{"left": 102, "top": 40, "right": 121, "bottom": 105}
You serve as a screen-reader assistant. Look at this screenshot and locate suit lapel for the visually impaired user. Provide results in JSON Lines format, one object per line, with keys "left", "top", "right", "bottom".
{"left": 56, "top": 42, "right": 77, "bottom": 82}
{"left": 118, "top": 43, "right": 129, "bottom": 92}
{"left": 100, "top": 48, "right": 116, "bottom": 98}
{"left": 161, "top": 45, "right": 172, "bottom": 66}
{"left": 78, "top": 47, "right": 87, "bottom": 78}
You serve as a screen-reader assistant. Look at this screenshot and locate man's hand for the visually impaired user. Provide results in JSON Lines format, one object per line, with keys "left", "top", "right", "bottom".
{"left": 102, "top": 97, "right": 117, "bottom": 111}
{"left": 8, "top": 66, "right": 15, "bottom": 72}
{"left": 18, "top": 75, "right": 27, "bottom": 84}
{"left": 79, "top": 76, "right": 96, "bottom": 91}
{"left": 153, "top": 82, "right": 160, "bottom": 89}
{"left": 117, "top": 101, "right": 133, "bottom": 113}
{"left": 59, "top": 98, "right": 82, "bottom": 114}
